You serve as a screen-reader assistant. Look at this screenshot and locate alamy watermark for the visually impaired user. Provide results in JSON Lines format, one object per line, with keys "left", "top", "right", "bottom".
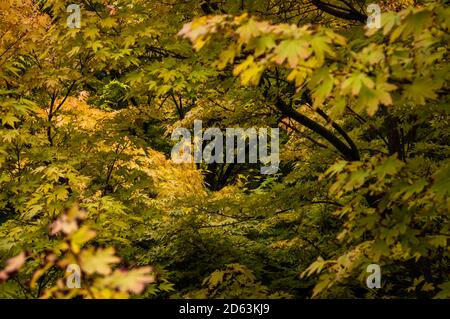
{"left": 171, "top": 120, "right": 280, "bottom": 175}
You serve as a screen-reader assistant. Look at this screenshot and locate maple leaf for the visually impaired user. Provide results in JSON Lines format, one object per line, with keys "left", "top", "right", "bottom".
{"left": 0, "top": 252, "right": 26, "bottom": 281}
{"left": 373, "top": 155, "right": 404, "bottom": 178}
{"left": 403, "top": 77, "right": 439, "bottom": 105}
{"left": 2, "top": 113, "right": 20, "bottom": 127}
{"left": 101, "top": 267, "right": 156, "bottom": 294}
{"left": 50, "top": 216, "right": 75, "bottom": 235}
{"left": 236, "top": 19, "right": 261, "bottom": 43}
{"left": 274, "top": 39, "right": 311, "bottom": 68}
{"left": 432, "top": 164, "right": 450, "bottom": 198}
{"left": 251, "top": 35, "right": 276, "bottom": 57}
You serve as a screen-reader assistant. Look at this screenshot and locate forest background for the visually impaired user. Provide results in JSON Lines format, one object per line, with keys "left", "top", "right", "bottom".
{"left": 0, "top": 0, "right": 449, "bottom": 299}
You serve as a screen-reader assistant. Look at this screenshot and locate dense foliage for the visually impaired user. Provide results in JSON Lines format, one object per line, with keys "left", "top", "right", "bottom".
{"left": 0, "top": 0, "right": 448, "bottom": 299}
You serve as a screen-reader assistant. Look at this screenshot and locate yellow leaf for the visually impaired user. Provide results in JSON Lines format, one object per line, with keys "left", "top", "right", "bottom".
{"left": 70, "top": 226, "right": 96, "bottom": 254}
{"left": 80, "top": 247, "right": 120, "bottom": 275}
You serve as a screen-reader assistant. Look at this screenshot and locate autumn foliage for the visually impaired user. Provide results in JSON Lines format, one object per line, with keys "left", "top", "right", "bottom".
{"left": 0, "top": 0, "right": 449, "bottom": 299}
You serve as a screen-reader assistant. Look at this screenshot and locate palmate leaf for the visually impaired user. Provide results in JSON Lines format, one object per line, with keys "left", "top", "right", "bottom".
{"left": 86, "top": 41, "right": 104, "bottom": 52}
{"left": 0, "top": 0, "right": 448, "bottom": 301}
{"left": 70, "top": 226, "right": 97, "bottom": 254}
{"left": 100, "top": 267, "right": 156, "bottom": 294}
{"left": 236, "top": 19, "right": 263, "bottom": 43}
{"left": 80, "top": 247, "right": 120, "bottom": 275}
{"left": 274, "top": 39, "right": 311, "bottom": 68}
{"left": 435, "top": 282, "right": 450, "bottom": 299}
{"left": 100, "top": 17, "right": 118, "bottom": 29}
{"left": 341, "top": 73, "right": 375, "bottom": 96}
{"left": 301, "top": 257, "right": 330, "bottom": 278}
{"left": 373, "top": 156, "right": 404, "bottom": 179}
{"left": 1, "top": 130, "right": 20, "bottom": 143}
{"left": 310, "top": 36, "right": 335, "bottom": 65}
{"left": 84, "top": 27, "right": 100, "bottom": 41}
{"left": 251, "top": 35, "right": 276, "bottom": 57}
{"left": 233, "top": 56, "right": 264, "bottom": 85}
{"left": 431, "top": 164, "right": 450, "bottom": 198}
{"left": 403, "top": 77, "right": 440, "bottom": 105}
{"left": 214, "top": 48, "right": 236, "bottom": 70}
{"left": 0, "top": 252, "right": 26, "bottom": 281}
{"left": 1, "top": 114, "right": 20, "bottom": 127}
{"left": 310, "top": 68, "right": 334, "bottom": 106}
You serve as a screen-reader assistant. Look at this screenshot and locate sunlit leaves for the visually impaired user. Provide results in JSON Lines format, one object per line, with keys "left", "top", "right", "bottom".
{"left": 80, "top": 247, "right": 120, "bottom": 275}
{"left": 275, "top": 39, "right": 311, "bottom": 68}
{"left": 0, "top": 253, "right": 26, "bottom": 281}
{"left": 180, "top": 4, "right": 448, "bottom": 118}
{"left": 0, "top": 0, "right": 449, "bottom": 301}
{"left": 403, "top": 78, "right": 440, "bottom": 105}
{"left": 100, "top": 267, "right": 155, "bottom": 294}
{"left": 232, "top": 56, "right": 264, "bottom": 85}
{"left": 435, "top": 282, "right": 450, "bottom": 299}
{"left": 70, "top": 226, "right": 97, "bottom": 254}
{"left": 1, "top": 114, "right": 20, "bottom": 128}
{"left": 431, "top": 163, "right": 450, "bottom": 199}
